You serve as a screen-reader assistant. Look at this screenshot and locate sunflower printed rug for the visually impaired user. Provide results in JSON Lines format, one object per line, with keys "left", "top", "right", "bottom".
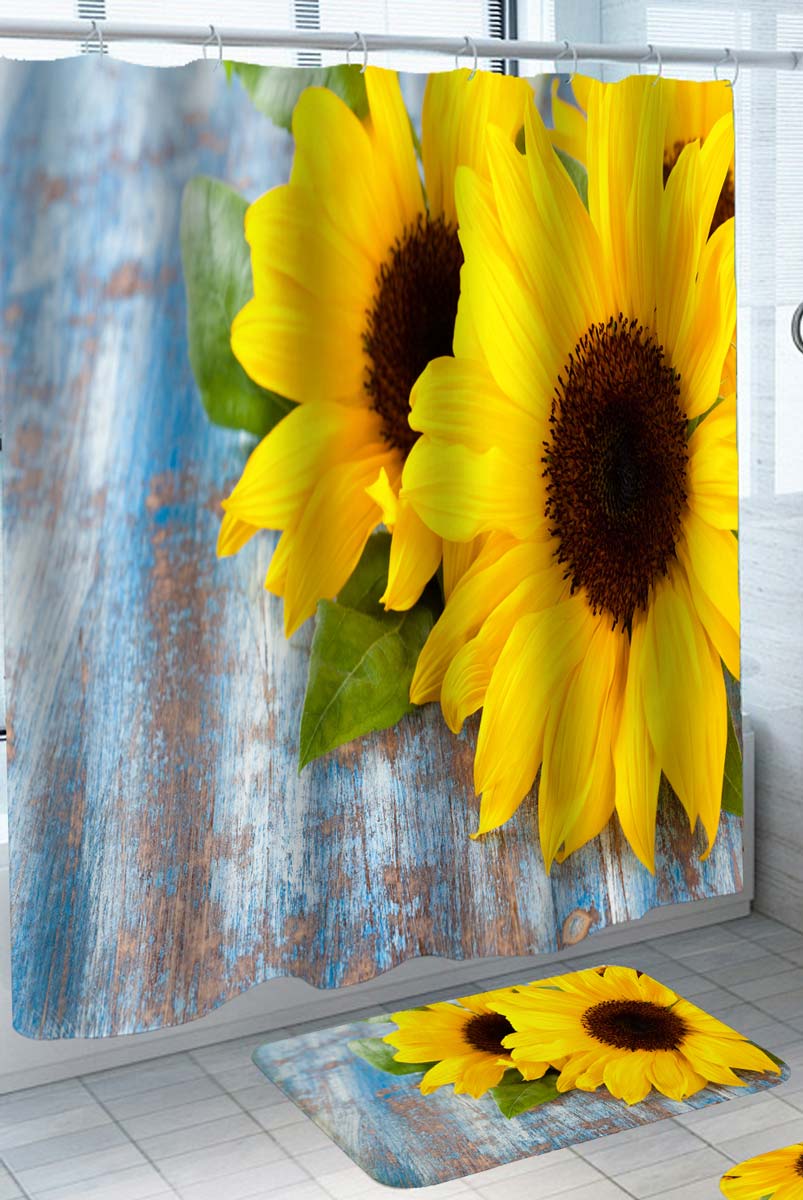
{"left": 254, "top": 965, "right": 788, "bottom": 1188}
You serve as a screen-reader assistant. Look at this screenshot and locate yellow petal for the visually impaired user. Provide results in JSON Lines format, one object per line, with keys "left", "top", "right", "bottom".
{"left": 586, "top": 76, "right": 642, "bottom": 304}
{"left": 521, "top": 100, "right": 610, "bottom": 328}
{"left": 441, "top": 556, "right": 566, "bottom": 733}
{"left": 453, "top": 1054, "right": 510, "bottom": 1099}
{"left": 409, "top": 534, "right": 531, "bottom": 705}
{"left": 551, "top": 624, "right": 629, "bottom": 864}
{"left": 245, "top": 183, "right": 375, "bottom": 315}
{"left": 231, "top": 290, "right": 365, "bottom": 405}
{"left": 656, "top": 140, "right": 702, "bottom": 357}
{"left": 222, "top": 402, "right": 383, "bottom": 530}
{"left": 442, "top": 535, "right": 486, "bottom": 601}
{"left": 217, "top": 510, "right": 258, "bottom": 558}
{"left": 602, "top": 1052, "right": 653, "bottom": 1105}
{"left": 687, "top": 395, "right": 738, "bottom": 530}
{"left": 264, "top": 528, "right": 292, "bottom": 594}
{"left": 640, "top": 570, "right": 728, "bottom": 855}
{"left": 382, "top": 497, "right": 442, "bottom": 612}
{"left": 365, "top": 466, "right": 399, "bottom": 528}
{"left": 624, "top": 77, "right": 668, "bottom": 324}
{"left": 673, "top": 219, "right": 735, "bottom": 420}
{"left": 455, "top": 167, "right": 558, "bottom": 418}
{"left": 474, "top": 596, "right": 596, "bottom": 836}
{"left": 402, "top": 438, "right": 545, "bottom": 543}
{"left": 677, "top": 510, "right": 740, "bottom": 679}
{"left": 698, "top": 111, "right": 735, "bottom": 242}
{"left": 422, "top": 68, "right": 531, "bottom": 225}
{"left": 290, "top": 84, "right": 396, "bottom": 263}
{"left": 648, "top": 1050, "right": 704, "bottom": 1101}
{"left": 281, "top": 453, "right": 389, "bottom": 636}
{"left": 364, "top": 68, "right": 424, "bottom": 232}
{"left": 613, "top": 611, "right": 661, "bottom": 873}
{"left": 408, "top": 354, "right": 542, "bottom": 462}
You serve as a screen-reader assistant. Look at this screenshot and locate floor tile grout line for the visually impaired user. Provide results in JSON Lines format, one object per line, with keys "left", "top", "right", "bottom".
{"left": 186, "top": 1053, "right": 319, "bottom": 1189}
{"left": 0, "top": 1151, "right": 35, "bottom": 1200}
{"left": 657, "top": 950, "right": 803, "bottom": 1031}
{"left": 76, "top": 1079, "right": 232, "bottom": 1128}
{"left": 76, "top": 1087, "right": 183, "bottom": 1200}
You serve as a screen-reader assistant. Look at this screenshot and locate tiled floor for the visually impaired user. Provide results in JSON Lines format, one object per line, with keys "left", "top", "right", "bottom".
{"left": 2, "top": 913, "right": 803, "bottom": 1200}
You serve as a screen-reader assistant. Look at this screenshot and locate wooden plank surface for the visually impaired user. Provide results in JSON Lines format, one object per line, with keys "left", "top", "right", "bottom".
{"left": 0, "top": 56, "right": 744, "bottom": 1039}
{"left": 253, "top": 1001, "right": 787, "bottom": 1189}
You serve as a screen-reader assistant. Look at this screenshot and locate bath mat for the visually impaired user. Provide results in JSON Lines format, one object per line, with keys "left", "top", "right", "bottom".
{"left": 254, "top": 965, "right": 789, "bottom": 1189}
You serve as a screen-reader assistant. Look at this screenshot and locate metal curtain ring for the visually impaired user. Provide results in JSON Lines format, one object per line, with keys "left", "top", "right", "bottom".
{"left": 792, "top": 302, "right": 803, "bottom": 355}
{"left": 346, "top": 31, "right": 368, "bottom": 73}
{"left": 455, "top": 35, "right": 479, "bottom": 78}
{"left": 651, "top": 44, "right": 663, "bottom": 86}
{"left": 714, "top": 48, "right": 739, "bottom": 88}
{"left": 554, "top": 38, "right": 570, "bottom": 75}
{"left": 86, "top": 19, "right": 104, "bottom": 55}
{"left": 202, "top": 25, "right": 222, "bottom": 68}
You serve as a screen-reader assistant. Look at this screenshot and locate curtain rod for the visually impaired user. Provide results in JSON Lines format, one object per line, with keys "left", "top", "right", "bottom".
{"left": 0, "top": 20, "right": 800, "bottom": 70}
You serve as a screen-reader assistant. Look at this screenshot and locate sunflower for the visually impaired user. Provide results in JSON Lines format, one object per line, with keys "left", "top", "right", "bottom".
{"left": 218, "top": 68, "right": 531, "bottom": 636}
{"left": 401, "top": 76, "right": 738, "bottom": 870}
{"left": 720, "top": 1145, "right": 803, "bottom": 1200}
{"left": 383, "top": 988, "right": 552, "bottom": 1099}
{"left": 551, "top": 73, "right": 734, "bottom": 235}
{"left": 488, "top": 965, "right": 779, "bottom": 1107}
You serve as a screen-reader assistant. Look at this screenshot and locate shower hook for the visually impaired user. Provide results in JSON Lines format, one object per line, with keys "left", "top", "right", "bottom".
{"left": 346, "top": 32, "right": 368, "bottom": 73}
{"left": 555, "top": 39, "right": 578, "bottom": 79}
{"left": 86, "top": 19, "right": 104, "bottom": 56}
{"left": 650, "top": 44, "right": 663, "bottom": 86}
{"left": 202, "top": 25, "right": 223, "bottom": 69}
{"left": 455, "top": 35, "right": 479, "bottom": 79}
{"left": 792, "top": 303, "right": 803, "bottom": 356}
{"left": 714, "top": 48, "right": 740, "bottom": 88}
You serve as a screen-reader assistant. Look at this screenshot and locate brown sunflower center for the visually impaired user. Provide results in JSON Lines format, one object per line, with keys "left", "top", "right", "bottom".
{"left": 542, "top": 314, "right": 688, "bottom": 631}
{"left": 663, "top": 138, "right": 735, "bottom": 236}
{"left": 464, "top": 1011, "right": 515, "bottom": 1055}
{"left": 582, "top": 999, "right": 688, "bottom": 1052}
{"left": 796, "top": 1152, "right": 803, "bottom": 1178}
{"left": 363, "top": 213, "right": 463, "bottom": 458}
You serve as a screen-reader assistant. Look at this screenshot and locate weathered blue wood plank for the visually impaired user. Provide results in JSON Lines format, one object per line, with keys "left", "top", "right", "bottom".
{"left": 0, "top": 56, "right": 744, "bottom": 1039}
{"left": 254, "top": 999, "right": 787, "bottom": 1189}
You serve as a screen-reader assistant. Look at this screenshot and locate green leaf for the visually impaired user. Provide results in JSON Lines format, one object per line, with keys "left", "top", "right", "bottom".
{"left": 348, "top": 1038, "right": 437, "bottom": 1076}
{"left": 490, "top": 1069, "right": 562, "bottom": 1118}
{"left": 298, "top": 533, "right": 439, "bottom": 769}
{"left": 299, "top": 600, "right": 434, "bottom": 770}
{"left": 230, "top": 63, "right": 368, "bottom": 130}
{"left": 554, "top": 148, "right": 589, "bottom": 208}
{"left": 721, "top": 701, "right": 743, "bottom": 818}
{"left": 180, "top": 175, "right": 294, "bottom": 437}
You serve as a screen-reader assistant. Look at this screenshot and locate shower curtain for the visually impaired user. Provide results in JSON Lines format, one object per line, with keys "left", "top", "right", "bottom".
{"left": 0, "top": 56, "right": 742, "bottom": 1038}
